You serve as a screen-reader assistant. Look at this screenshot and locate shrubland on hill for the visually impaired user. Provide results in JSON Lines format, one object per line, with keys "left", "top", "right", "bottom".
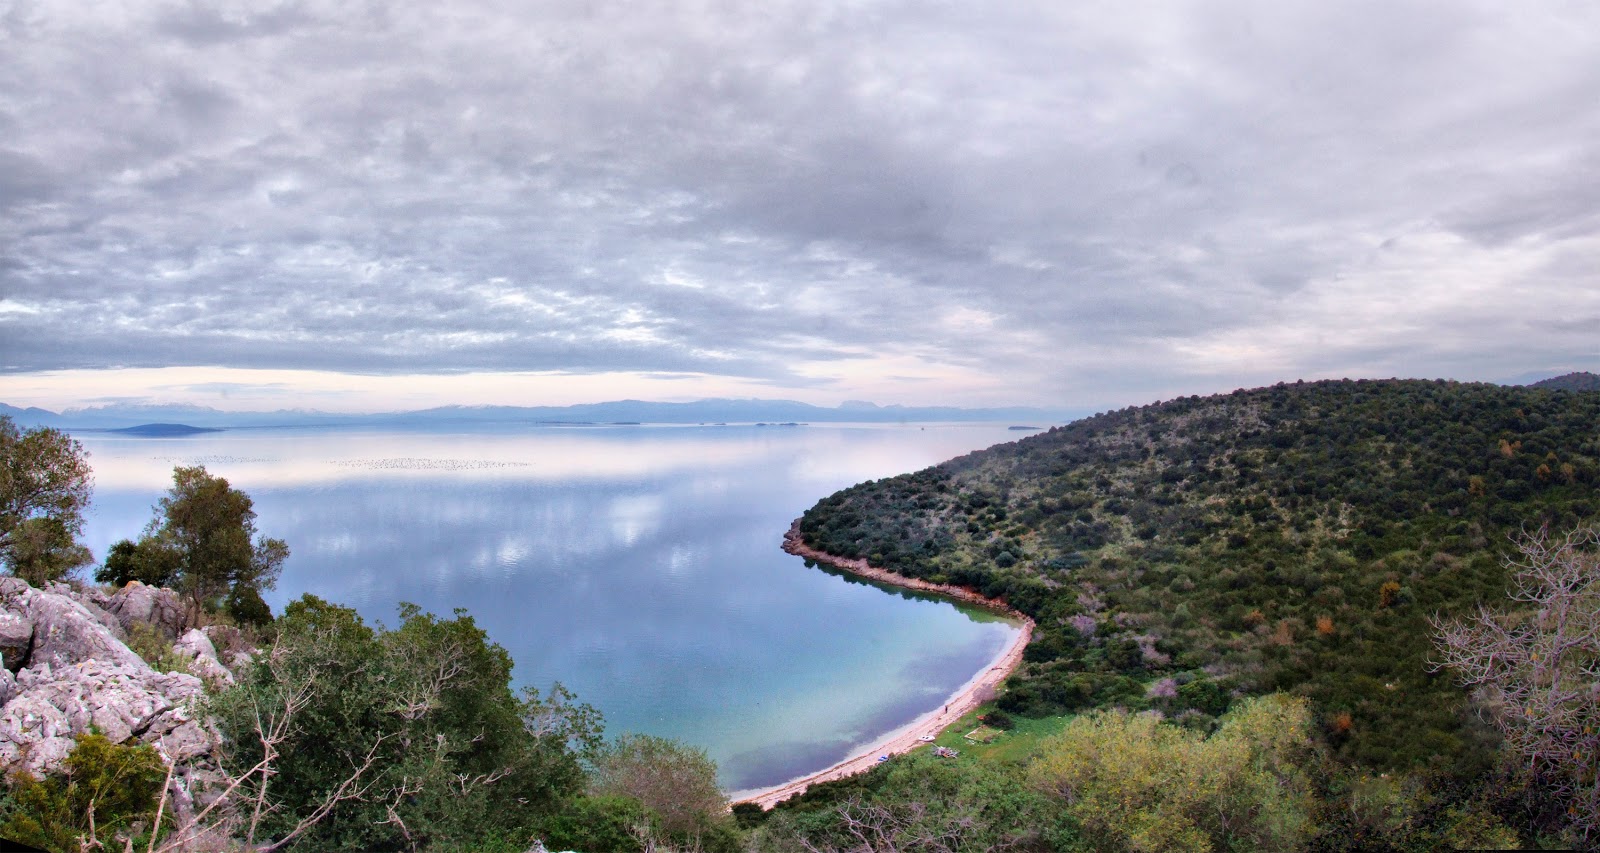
{"left": 797, "top": 379, "right": 1599, "bottom": 775}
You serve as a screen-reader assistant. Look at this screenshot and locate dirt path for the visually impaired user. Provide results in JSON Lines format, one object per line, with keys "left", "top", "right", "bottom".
{"left": 729, "top": 524, "right": 1035, "bottom": 810}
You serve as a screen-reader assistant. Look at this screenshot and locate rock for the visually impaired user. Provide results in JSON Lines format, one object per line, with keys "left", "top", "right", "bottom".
{"left": 0, "top": 610, "right": 31, "bottom": 672}
{"left": 0, "top": 579, "right": 146, "bottom": 673}
{"left": 0, "top": 579, "right": 37, "bottom": 671}
{"left": 0, "top": 659, "right": 213, "bottom": 776}
{"left": 174, "top": 628, "right": 219, "bottom": 663}
{"left": 43, "top": 581, "right": 124, "bottom": 638}
{"left": 0, "top": 666, "right": 13, "bottom": 705}
{"left": 174, "top": 628, "right": 234, "bottom": 687}
{"left": 106, "top": 581, "right": 186, "bottom": 639}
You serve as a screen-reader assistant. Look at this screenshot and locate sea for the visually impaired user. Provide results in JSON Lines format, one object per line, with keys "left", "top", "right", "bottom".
{"left": 73, "top": 421, "right": 1025, "bottom": 791}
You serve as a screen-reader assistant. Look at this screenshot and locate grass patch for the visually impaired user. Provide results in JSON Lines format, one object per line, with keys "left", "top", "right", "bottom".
{"left": 927, "top": 706, "right": 1074, "bottom": 765}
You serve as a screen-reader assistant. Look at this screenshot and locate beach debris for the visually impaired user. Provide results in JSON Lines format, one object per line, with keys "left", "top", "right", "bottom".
{"left": 932, "top": 746, "right": 960, "bottom": 758}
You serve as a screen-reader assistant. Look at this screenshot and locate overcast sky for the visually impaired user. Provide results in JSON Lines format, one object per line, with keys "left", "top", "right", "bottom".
{"left": 2, "top": 0, "right": 1597, "bottom": 413}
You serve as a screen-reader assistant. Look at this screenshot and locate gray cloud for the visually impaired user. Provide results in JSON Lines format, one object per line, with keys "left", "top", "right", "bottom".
{"left": 2, "top": 0, "right": 1597, "bottom": 406}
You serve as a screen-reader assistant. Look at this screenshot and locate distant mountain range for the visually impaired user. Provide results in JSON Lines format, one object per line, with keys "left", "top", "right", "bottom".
{"left": 0, "top": 398, "right": 1078, "bottom": 431}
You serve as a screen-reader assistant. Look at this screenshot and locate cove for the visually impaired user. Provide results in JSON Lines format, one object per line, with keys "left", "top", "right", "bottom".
{"left": 73, "top": 422, "right": 1025, "bottom": 791}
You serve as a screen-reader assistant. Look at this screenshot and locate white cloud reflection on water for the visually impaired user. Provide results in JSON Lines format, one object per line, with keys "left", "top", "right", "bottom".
{"left": 75, "top": 423, "right": 1027, "bottom": 790}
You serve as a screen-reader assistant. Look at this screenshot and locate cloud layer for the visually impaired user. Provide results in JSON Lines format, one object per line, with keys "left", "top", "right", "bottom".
{"left": 2, "top": 0, "right": 1597, "bottom": 407}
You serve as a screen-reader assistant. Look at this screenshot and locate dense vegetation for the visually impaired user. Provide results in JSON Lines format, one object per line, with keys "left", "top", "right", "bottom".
{"left": 5, "top": 380, "right": 1598, "bottom": 850}
{"left": 795, "top": 379, "right": 1599, "bottom": 844}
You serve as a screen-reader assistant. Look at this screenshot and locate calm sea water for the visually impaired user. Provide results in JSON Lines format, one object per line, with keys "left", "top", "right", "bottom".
{"left": 73, "top": 422, "right": 1024, "bottom": 791}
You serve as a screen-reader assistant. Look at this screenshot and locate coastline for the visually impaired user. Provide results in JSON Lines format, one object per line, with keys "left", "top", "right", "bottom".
{"left": 729, "top": 523, "right": 1036, "bottom": 810}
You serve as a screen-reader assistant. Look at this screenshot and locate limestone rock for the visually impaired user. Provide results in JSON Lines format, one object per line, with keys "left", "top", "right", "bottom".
{"left": 0, "top": 610, "right": 31, "bottom": 672}
{"left": 0, "top": 581, "right": 223, "bottom": 779}
{"left": 0, "top": 578, "right": 145, "bottom": 672}
{"left": 175, "top": 628, "right": 234, "bottom": 687}
{"left": 43, "top": 581, "right": 124, "bottom": 637}
{"left": 0, "top": 659, "right": 212, "bottom": 777}
{"left": 106, "top": 580, "right": 186, "bottom": 639}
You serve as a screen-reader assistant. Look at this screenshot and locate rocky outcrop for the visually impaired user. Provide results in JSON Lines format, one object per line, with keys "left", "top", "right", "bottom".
{"left": 0, "top": 577, "right": 146, "bottom": 673}
{"left": 105, "top": 580, "right": 187, "bottom": 639}
{"left": 0, "top": 660, "right": 212, "bottom": 776}
{"left": 0, "top": 578, "right": 232, "bottom": 780}
{"left": 174, "top": 628, "right": 234, "bottom": 687}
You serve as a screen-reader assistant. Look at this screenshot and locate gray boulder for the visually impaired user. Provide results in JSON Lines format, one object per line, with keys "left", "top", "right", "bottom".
{"left": 43, "top": 581, "right": 124, "bottom": 637}
{"left": 0, "top": 659, "right": 213, "bottom": 776}
{"left": 174, "top": 628, "right": 234, "bottom": 687}
{"left": 0, "top": 581, "right": 222, "bottom": 779}
{"left": 0, "top": 578, "right": 145, "bottom": 672}
{"left": 0, "top": 610, "right": 31, "bottom": 672}
{"left": 106, "top": 580, "right": 187, "bottom": 639}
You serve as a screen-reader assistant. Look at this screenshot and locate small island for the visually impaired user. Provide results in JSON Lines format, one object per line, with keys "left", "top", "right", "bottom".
{"left": 109, "top": 423, "right": 224, "bottom": 437}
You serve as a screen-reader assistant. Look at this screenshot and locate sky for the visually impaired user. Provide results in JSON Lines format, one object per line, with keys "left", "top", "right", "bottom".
{"left": 2, "top": 0, "right": 1597, "bottom": 414}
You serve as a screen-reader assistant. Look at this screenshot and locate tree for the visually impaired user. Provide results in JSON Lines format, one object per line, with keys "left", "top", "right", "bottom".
{"left": 142, "top": 465, "right": 287, "bottom": 624}
{"left": 96, "top": 537, "right": 182, "bottom": 588}
{"left": 759, "top": 752, "right": 1074, "bottom": 853}
{"left": 588, "top": 733, "right": 733, "bottom": 849}
{"left": 207, "top": 596, "right": 596, "bottom": 851}
{"left": 0, "top": 416, "right": 93, "bottom": 584}
{"left": 1025, "top": 695, "right": 1317, "bottom": 852}
{"left": 1432, "top": 523, "right": 1600, "bottom": 844}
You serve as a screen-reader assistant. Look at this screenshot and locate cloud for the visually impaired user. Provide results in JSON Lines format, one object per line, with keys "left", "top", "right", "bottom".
{"left": 1, "top": 0, "right": 1597, "bottom": 409}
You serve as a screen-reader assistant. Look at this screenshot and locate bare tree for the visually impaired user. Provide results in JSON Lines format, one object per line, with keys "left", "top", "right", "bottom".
{"left": 1431, "top": 523, "right": 1600, "bottom": 843}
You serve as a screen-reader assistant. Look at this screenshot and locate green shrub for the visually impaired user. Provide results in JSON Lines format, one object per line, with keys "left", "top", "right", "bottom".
{"left": 0, "top": 733, "right": 168, "bottom": 852}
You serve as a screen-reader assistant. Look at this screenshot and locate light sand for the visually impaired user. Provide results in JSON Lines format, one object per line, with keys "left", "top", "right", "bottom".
{"left": 728, "top": 524, "right": 1036, "bottom": 810}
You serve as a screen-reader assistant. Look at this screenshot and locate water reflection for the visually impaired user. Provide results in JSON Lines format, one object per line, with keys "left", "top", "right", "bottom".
{"left": 75, "top": 423, "right": 1023, "bottom": 790}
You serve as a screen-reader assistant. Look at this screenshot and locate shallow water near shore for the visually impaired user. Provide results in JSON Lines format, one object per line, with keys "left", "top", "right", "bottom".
{"left": 74, "top": 422, "right": 1024, "bottom": 790}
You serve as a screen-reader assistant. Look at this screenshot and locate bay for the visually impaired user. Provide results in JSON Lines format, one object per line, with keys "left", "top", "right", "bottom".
{"left": 74, "top": 422, "right": 1024, "bottom": 792}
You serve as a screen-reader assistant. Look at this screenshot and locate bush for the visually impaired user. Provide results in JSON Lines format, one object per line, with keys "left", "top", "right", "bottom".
{"left": 1026, "top": 695, "right": 1318, "bottom": 852}
{"left": 0, "top": 733, "right": 167, "bottom": 852}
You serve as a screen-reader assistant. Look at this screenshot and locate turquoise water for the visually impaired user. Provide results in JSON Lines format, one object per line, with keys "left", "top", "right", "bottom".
{"left": 74, "top": 423, "right": 1023, "bottom": 790}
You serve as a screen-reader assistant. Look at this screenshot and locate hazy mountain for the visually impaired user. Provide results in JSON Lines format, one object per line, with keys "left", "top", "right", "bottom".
{"left": 2, "top": 399, "right": 1076, "bottom": 430}
{"left": 1528, "top": 371, "right": 1600, "bottom": 392}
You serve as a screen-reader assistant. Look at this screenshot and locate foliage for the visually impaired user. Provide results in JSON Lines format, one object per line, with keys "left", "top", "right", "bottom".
{"left": 760, "top": 751, "right": 1075, "bottom": 852}
{"left": 1024, "top": 695, "right": 1317, "bottom": 853}
{"left": 538, "top": 794, "right": 655, "bottom": 852}
{"left": 0, "top": 416, "right": 93, "bottom": 584}
{"left": 796, "top": 379, "right": 1600, "bottom": 774}
{"left": 0, "top": 733, "right": 168, "bottom": 852}
{"left": 138, "top": 465, "right": 288, "bottom": 624}
{"left": 209, "top": 595, "right": 597, "bottom": 851}
{"left": 96, "top": 536, "right": 182, "bottom": 588}
{"left": 124, "top": 621, "right": 194, "bottom": 675}
{"left": 588, "top": 733, "right": 736, "bottom": 851}
{"left": 1432, "top": 522, "right": 1600, "bottom": 845}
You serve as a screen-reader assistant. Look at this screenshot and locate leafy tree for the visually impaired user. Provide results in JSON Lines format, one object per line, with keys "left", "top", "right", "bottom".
{"left": 141, "top": 465, "right": 287, "bottom": 623}
{"left": 588, "top": 733, "right": 735, "bottom": 850}
{"left": 0, "top": 416, "right": 93, "bottom": 584}
{"left": 209, "top": 595, "right": 596, "bottom": 851}
{"left": 96, "top": 536, "right": 182, "bottom": 587}
{"left": 1432, "top": 522, "right": 1600, "bottom": 845}
{"left": 1025, "top": 695, "right": 1317, "bottom": 852}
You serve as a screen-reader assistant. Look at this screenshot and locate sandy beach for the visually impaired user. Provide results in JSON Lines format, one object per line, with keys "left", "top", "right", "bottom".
{"left": 729, "top": 524, "right": 1036, "bottom": 810}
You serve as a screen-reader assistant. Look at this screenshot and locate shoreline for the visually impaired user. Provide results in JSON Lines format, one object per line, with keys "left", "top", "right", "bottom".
{"left": 728, "top": 523, "right": 1035, "bottom": 810}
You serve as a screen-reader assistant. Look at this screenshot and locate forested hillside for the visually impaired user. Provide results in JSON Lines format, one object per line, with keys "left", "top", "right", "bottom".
{"left": 1530, "top": 371, "right": 1600, "bottom": 392}
{"left": 798, "top": 379, "right": 1600, "bottom": 775}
